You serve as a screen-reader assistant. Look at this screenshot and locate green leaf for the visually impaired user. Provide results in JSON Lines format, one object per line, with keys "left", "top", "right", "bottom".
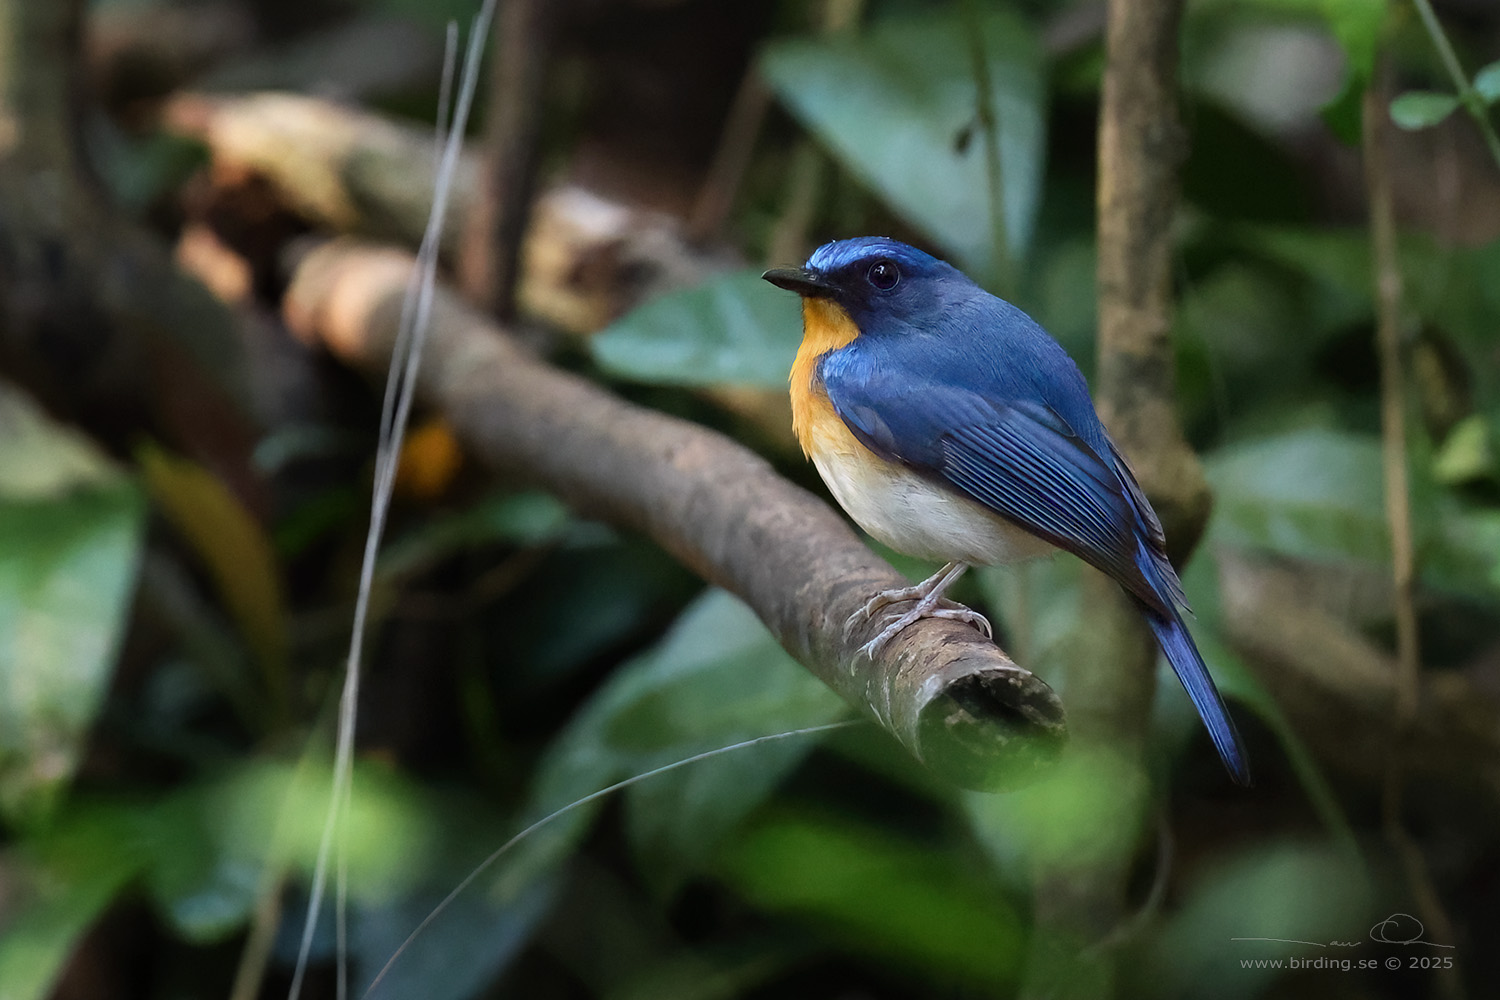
{"left": 592, "top": 269, "right": 802, "bottom": 389}
{"left": 1475, "top": 60, "right": 1500, "bottom": 105}
{"left": 1203, "top": 429, "right": 1390, "bottom": 565}
{"left": 0, "top": 388, "right": 145, "bottom": 826}
{"left": 1389, "top": 91, "right": 1461, "bottom": 130}
{"left": 0, "top": 387, "right": 123, "bottom": 499}
{"left": 0, "top": 804, "right": 145, "bottom": 1000}
{"left": 1432, "top": 414, "right": 1494, "bottom": 485}
{"left": 718, "top": 811, "right": 1023, "bottom": 990}
{"left": 762, "top": 8, "right": 1046, "bottom": 280}
{"left": 516, "top": 590, "right": 846, "bottom": 893}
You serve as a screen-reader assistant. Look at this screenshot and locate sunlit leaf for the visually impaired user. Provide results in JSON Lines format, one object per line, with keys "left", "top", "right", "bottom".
{"left": 1474, "top": 60, "right": 1500, "bottom": 104}
{"left": 0, "top": 387, "right": 145, "bottom": 826}
{"left": 1432, "top": 414, "right": 1494, "bottom": 485}
{"left": 1389, "top": 91, "right": 1460, "bottom": 130}
{"left": 719, "top": 811, "right": 1023, "bottom": 990}
{"left": 0, "top": 388, "right": 122, "bottom": 498}
{"left": 762, "top": 7, "right": 1046, "bottom": 281}
{"left": 592, "top": 269, "right": 802, "bottom": 389}
{"left": 138, "top": 443, "right": 287, "bottom": 702}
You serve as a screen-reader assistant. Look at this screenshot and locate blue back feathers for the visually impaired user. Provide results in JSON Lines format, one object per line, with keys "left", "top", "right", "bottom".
{"left": 797, "top": 237, "right": 1250, "bottom": 784}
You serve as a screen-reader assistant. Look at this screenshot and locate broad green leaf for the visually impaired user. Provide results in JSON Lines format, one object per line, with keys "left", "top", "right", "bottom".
{"left": 1475, "top": 60, "right": 1500, "bottom": 104}
{"left": 148, "top": 758, "right": 545, "bottom": 996}
{"left": 592, "top": 269, "right": 801, "bottom": 389}
{"left": 0, "top": 804, "right": 144, "bottom": 1000}
{"left": 0, "top": 387, "right": 145, "bottom": 825}
{"left": 139, "top": 759, "right": 439, "bottom": 943}
{"left": 138, "top": 444, "right": 287, "bottom": 701}
{"left": 718, "top": 811, "right": 1023, "bottom": 991}
{"left": 1432, "top": 414, "right": 1494, "bottom": 485}
{"left": 0, "top": 759, "right": 533, "bottom": 1000}
{"left": 350, "top": 878, "right": 553, "bottom": 1000}
{"left": 1203, "top": 426, "right": 1500, "bottom": 601}
{"left": 1203, "top": 429, "right": 1389, "bottom": 565}
{"left": 1390, "top": 91, "right": 1460, "bottom": 130}
{"left": 0, "top": 388, "right": 121, "bottom": 498}
{"left": 515, "top": 590, "right": 846, "bottom": 893}
{"left": 762, "top": 8, "right": 1047, "bottom": 280}
{"left": 501, "top": 534, "right": 699, "bottom": 683}
{"left": 1235, "top": 226, "right": 1500, "bottom": 386}
{"left": 1423, "top": 502, "right": 1500, "bottom": 600}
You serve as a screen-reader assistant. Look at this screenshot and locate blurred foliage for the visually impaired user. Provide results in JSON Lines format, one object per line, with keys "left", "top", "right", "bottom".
{"left": 761, "top": 5, "right": 1045, "bottom": 284}
{"left": 0, "top": 386, "right": 145, "bottom": 829}
{"left": 4, "top": 0, "right": 1500, "bottom": 998}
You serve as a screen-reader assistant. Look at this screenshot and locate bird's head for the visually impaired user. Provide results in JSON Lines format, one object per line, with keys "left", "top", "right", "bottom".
{"left": 762, "top": 237, "right": 973, "bottom": 330}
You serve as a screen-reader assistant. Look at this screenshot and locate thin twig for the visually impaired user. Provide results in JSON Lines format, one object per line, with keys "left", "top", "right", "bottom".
{"left": 1364, "top": 63, "right": 1466, "bottom": 1000}
{"left": 1023, "top": 0, "right": 1201, "bottom": 994}
{"left": 766, "top": 0, "right": 867, "bottom": 266}
{"left": 459, "top": 0, "right": 564, "bottom": 320}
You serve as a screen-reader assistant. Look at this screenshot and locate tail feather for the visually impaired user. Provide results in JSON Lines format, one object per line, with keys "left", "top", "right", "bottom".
{"left": 1144, "top": 605, "right": 1251, "bottom": 785}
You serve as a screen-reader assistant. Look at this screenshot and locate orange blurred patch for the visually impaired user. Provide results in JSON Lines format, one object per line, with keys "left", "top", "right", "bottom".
{"left": 395, "top": 418, "right": 463, "bottom": 500}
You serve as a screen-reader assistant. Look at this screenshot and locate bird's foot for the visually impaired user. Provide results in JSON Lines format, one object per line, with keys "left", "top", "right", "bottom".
{"left": 843, "top": 562, "right": 990, "bottom": 659}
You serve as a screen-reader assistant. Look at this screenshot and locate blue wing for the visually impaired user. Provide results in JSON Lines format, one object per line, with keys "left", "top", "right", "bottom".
{"left": 821, "top": 355, "right": 1166, "bottom": 611}
{"left": 820, "top": 334, "right": 1249, "bottom": 783}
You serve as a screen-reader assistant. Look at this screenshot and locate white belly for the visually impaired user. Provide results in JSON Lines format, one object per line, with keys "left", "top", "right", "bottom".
{"left": 812, "top": 446, "right": 1054, "bottom": 566}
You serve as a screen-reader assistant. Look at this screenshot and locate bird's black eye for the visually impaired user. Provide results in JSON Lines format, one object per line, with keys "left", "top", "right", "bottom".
{"left": 866, "top": 260, "right": 900, "bottom": 290}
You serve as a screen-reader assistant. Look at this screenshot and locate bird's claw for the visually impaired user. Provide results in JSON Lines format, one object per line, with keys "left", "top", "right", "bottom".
{"left": 846, "top": 595, "right": 992, "bottom": 660}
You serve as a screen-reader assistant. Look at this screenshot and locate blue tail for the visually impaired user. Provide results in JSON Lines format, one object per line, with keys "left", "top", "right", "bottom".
{"left": 1144, "top": 605, "right": 1251, "bottom": 785}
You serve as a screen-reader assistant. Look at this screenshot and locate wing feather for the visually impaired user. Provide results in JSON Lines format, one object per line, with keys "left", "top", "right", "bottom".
{"left": 822, "top": 362, "right": 1168, "bottom": 613}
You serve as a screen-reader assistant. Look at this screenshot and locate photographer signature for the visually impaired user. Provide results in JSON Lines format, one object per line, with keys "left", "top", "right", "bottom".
{"left": 1230, "top": 913, "right": 1455, "bottom": 949}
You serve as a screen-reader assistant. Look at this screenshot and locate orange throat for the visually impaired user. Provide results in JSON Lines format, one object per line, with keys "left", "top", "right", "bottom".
{"left": 789, "top": 298, "right": 861, "bottom": 457}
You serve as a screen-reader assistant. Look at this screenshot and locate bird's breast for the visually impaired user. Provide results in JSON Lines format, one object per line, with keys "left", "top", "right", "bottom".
{"left": 788, "top": 297, "right": 1051, "bottom": 566}
{"left": 808, "top": 433, "right": 1054, "bottom": 566}
{"left": 790, "top": 298, "right": 861, "bottom": 457}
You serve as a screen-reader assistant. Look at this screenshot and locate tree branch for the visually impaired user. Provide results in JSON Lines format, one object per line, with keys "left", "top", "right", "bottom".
{"left": 281, "top": 239, "right": 1067, "bottom": 791}
{"left": 0, "top": 0, "right": 259, "bottom": 499}
{"left": 458, "top": 0, "right": 564, "bottom": 320}
{"left": 164, "top": 91, "right": 728, "bottom": 335}
{"left": 1026, "top": 0, "right": 1201, "bottom": 994}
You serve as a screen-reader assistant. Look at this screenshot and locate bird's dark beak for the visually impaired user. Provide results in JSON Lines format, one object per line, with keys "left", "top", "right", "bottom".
{"left": 762, "top": 266, "right": 835, "bottom": 299}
